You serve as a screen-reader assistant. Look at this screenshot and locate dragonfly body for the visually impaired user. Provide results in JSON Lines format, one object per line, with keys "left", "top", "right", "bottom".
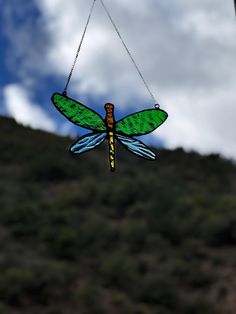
{"left": 104, "top": 103, "right": 115, "bottom": 171}
{"left": 51, "top": 93, "right": 168, "bottom": 171}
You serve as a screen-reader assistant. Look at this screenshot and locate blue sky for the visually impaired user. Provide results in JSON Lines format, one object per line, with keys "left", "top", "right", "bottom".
{"left": 0, "top": 0, "right": 236, "bottom": 158}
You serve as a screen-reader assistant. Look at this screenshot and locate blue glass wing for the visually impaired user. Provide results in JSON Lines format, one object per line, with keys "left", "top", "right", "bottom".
{"left": 116, "top": 134, "right": 156, "bottom": 160}
{"left": 70, "top": 132, "right": 106, "bottom": 154}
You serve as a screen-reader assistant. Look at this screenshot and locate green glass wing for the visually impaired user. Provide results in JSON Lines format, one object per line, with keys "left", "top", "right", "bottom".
{"left": 51, "top": 93, "right": 106, "bottom": 131}
{"left": 116, "top": 109, "right": 168, "bottom": 136}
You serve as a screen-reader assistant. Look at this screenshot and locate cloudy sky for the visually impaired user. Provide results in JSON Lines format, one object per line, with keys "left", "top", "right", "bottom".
{"left": 0, "top": 0, "right": 235, "bottom": 159}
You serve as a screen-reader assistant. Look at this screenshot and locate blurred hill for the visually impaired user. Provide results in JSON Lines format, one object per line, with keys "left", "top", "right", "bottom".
{"left": 0, "top": 115, "right": 236, "bottom": 314}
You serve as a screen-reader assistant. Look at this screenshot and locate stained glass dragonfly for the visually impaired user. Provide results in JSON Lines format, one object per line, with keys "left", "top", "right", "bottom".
{"left": 51, "top": 93, "right": 168, "bottom": 171}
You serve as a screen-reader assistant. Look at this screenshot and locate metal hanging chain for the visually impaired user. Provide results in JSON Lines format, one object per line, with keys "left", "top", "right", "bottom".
{"left": 63, "top": 0, "right": 159, "bottom": 105}
{"left": 63, "top": 0, "right": 97, "bottom": 95}
{"left": 100, "top": 0, "right": 158, "bottom": 104}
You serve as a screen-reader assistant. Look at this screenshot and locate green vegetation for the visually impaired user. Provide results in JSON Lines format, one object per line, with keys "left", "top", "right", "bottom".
{"left": 0, "top": 116, "right": 236, "bottom": 314}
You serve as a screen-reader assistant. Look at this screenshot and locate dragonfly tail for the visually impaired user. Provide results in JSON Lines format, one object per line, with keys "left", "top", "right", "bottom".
{"left": 108, "top": 131, "right": 115, "bottom": 172}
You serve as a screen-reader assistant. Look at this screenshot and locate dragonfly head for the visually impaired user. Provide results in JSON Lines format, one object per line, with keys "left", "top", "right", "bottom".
{"left": 104, "top": 103, "right": 114, "bottom": 114}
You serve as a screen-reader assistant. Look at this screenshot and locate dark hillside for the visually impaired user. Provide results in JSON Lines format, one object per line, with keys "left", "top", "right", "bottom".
{"left": 0, "top": 115, "right": 236, "bottom": 314}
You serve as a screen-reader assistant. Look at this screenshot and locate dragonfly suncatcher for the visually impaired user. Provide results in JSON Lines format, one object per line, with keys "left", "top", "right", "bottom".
{"left": 52, "top": 93, "right": 168, "bottom": 171}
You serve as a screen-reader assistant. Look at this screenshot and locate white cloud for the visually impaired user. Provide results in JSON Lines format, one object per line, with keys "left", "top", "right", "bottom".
{"left": 3, "top": 84, "right": 56, "bottom": 132}
{"left": 157, "top": 85, "right": 236, "bottom": 158}
{"left": 36, "top": 0, "right": 236, "bottom": 91}
{"left": 35, "top": 0, "right": 161, "bottom": 101}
